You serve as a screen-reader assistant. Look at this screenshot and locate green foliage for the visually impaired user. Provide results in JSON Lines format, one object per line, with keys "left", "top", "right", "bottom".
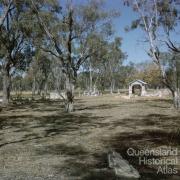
{"left": 161, "top": 51, "right": 180, "bottom": 88}
{"left": 0, "top": 1, "right": 34, "bottom": 73}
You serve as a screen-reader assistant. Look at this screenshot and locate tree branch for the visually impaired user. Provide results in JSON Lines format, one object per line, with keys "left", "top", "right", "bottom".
{"left": 30, "top": 0, "right": 63, "bottom": 57}
{"left": 40, "top": 47, "right": 60, "bottom": 58}
{"left": 166, "top": 40, "right": 180, "bottom": 53}
{"left": 0, "top": 0, "right": 13, "bottom": 28}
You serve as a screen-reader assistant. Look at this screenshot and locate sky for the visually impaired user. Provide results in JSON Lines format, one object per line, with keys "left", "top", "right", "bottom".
{"left": 65, "top": 0, "right": 150, "bottom": 64}
{"left": 61, "top": 0, "right": 179, "bottom": 64}
{"left": 104, "top": 0, "right": 150, "bottom": 64}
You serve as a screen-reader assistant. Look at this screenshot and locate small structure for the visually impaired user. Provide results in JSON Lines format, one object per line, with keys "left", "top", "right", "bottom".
{"left": 129, "top": 79, "right": 147, "bottom": 97}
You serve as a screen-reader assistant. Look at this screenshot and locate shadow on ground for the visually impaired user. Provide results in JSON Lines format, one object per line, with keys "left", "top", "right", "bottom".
{"left": 36, "top": 143, "right": 116, "bottom": 180}
{"left": 0, "top": 99, "right": 180, "bottom": 180}
{"left": 103, "top": 127, "right": 180, "bottom": 179}
{"left": 111, "top": 113, "right": 180, "bottom": 131}
{"left": 0, "top": 110, "right": 105, "bottom": 148}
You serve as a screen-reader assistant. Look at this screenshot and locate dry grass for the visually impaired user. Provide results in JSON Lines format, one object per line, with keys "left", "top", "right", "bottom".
{"left": 0, "top": 95, "right": 180, "bottom": 180}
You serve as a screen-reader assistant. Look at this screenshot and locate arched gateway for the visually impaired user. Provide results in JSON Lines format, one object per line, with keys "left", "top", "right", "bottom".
{"left": 129, "top": 80, "right": 147, "bottom": 97}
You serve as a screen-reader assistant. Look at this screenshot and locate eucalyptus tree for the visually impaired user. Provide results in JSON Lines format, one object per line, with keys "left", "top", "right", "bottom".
{"left": 124, "top": 0, "right": 180, "bottom": 108}
{"left": 0, "top": 0, "right": 33, "bottom": 104}
{"left": 51, "top": 57, "right": 65, "bottom": 95}
{"left": 30, "top": 50, "right": 51, "bottom": 97}
{"left": 105, "top": 37, "right": 125, "bottom": 93}
{"left": 30, "top": 0, "right": 118, "bottom": 112}
{"left": 0, "top": 0, "right": 12, "bottom": 27}
{"left": 158, "top": 0, "right": 180, "bottom": 108}
{"left": 82, "top": 34, "right": 109, "bottom": 93}
{"left": 81, "top": 36, "right": 125, "bottom": 93}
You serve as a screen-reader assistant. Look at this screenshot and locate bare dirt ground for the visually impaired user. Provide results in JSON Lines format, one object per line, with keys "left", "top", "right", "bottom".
{"left": 0, "top": 95, "right": 180, "bottom": 180}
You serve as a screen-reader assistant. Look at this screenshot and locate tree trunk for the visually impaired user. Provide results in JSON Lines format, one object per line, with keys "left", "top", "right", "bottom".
{"left": 89, "top": 62, "right": 92, "bottom": 94}
{"left": 110, "top": 79, "right": 115, "bottom": 94}
{"left": 2, "top": 69, "right": 11, "bottom": 105}
{"left": 32, "top": 76, "right": 36, "bottom": 97}
{"left": 171, "top": 60, "right": 180, "bottom": 109}
{"left": 44, "top": 82, "right": 48, "bottom": 98}
{"left": 173, "top": 90, "right": 180, "bottom": 109}
{"left": 65, "top": 75, "right": 74, "bottom": 113}
{"left": 37, "top": 81, "right": 43, "bottom": 96}
{"left": 110, "top": 86, "right": 113, "bottom": 94}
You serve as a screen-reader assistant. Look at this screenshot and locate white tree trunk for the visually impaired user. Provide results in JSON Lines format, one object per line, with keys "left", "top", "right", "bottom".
{"left": 32, "top": 76, "right": 36, "bottom": 96}
{"left": 89, "top": 62, "right": 92, "bottom": 93}
{"left": 110, "top": 79, "right": 115, "bottom": 94}
{"left": 65, "top": 75, "right": 74, "bottom": 113}
{"left": 173, "top": 90, "right": 180, "bottom": 109}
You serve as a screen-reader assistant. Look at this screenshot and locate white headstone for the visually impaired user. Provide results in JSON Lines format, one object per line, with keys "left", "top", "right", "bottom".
{"left": 50, "top": 92, "right": 66, "bottom": 100}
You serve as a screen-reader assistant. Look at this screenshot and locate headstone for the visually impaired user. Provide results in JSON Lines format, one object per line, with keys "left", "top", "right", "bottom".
{"left": 83, "top": 90, "right": 100, "bottom": 96}
{"left": 108, "top": 150, "right": 140, "bottom": 179}
{"left": 50, "top": 92, "right": 66, "bottom": 100}
{"left": 158, "top": 90, "right": 162, "bottom": 97}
